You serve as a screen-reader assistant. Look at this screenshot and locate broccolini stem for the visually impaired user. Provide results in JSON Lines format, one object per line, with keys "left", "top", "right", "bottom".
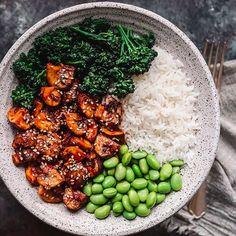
{"left": 71, "top": 26, "right": 107, "bottom": 41}
{"left": 36, "top": 69, "right": 46, "bottom": 80}
{"left": 65, "top": 60, "right": 84, "bottom": 65}
{"left": 117, "top": 25, "right": 136, "bottom": 54}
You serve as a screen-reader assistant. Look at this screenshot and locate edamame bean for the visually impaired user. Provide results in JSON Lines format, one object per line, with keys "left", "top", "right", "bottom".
{"left": 119, "top": 144, "right": 129, "bottom": 156}
{"left": 93, "top": 174, "right": 105, "bottom": 183}
{"left": 91, "top": 183, "right": 103, "bottom": 194}
{"left": 156, "top": 193, "right": 166, "bottom": 204}
{"left": 103, "top": 156, "right": 119, "bottom": 169}
{"left": 172, "top": 167, "right": 180, "bottom": 175}
{"left": 103, "top": 188, "right": 117, "bottom": 198}
{"left": 123, "top": 211, "right": 137, "bottom": 220}
{"left": 112, "top": 193, "right": 123, "bottom": 203}
{"left": 170, "top": 173, "right": 182, "bottom": 191}
{"left": 102, "top": 176, "right": 116, "bottom": 189}
{"left": 132, "top": 164, "right": 143, "bottom": 177}
{"left": 113, "top": 212, "right": 121, "bottom": 217}
{"left": 102, "top": 169, "right": 107, "bottom": 176}
{"left": 135, "top": 204, "right": 151, "bottom": 217}
{"left": 146, "top": 154, "right": 160, "bottom": 170}
{"left": 169, "top": 160, "right": 184, "bottom": 167}
{"left": 148, "top": 180, "right": 158, "bottom": 192}
{"left": 160, "top": 163, "right": 172, "bottom": 181}
{"left": 132, "top": 151, "right": 147, "bottom": 159}
{"left": 107, "top": 168, "right": 116, "bottom": 176}
{"left": 86, "top": 202, "right": 99, "bottom": 213}
{"left": 90, "top": 194, "right": 108, "bottom": 205}
{"left": 115, "top": 163, "right": 126, "bottom": 181}
{"left": 112, "top": 201, "right": 124, "bottom": 214}
{"left": 157, "top": 182, "right": 171, "bottom": 194}
{"left": 131, "top": 178, "right": 148, "bottom": 190}
{"left": 138, "top": 188, "right": 149, "bottom": 202}
{"left": 83, "top": 182, "right": 92, "bottom": 196}
{"left": 139, "top": 159, "right": 149, "bottom": 174}
{"left": 122, "top": 152, "right": 132, "bottom": 166}
{"left": 116, "top": 181, "right": 130, "bottom": 194}
{"left": 144, "top": 174, "right": 150, "bottom": 180}
{"left": 149, "top": 170, "right": 160, "bottom": 181}
{"left": 146, "top": 192, "right": 156, "bottom": 209}
{"left": 126, "top": 167, "right": 135, "bottom": 182}
{"left": 128, "top": 189, "right": 140, "bottom": 207}
{"left": 95, "top": 205, "right": 111, "bottom": 219}
{"left": 122, "top": 195, "right": 133, "bottom": 212}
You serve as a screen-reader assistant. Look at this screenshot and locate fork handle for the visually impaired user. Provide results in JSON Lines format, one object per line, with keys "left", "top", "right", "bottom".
{"left": 188, "top": 181, "right": 207, "bottom": 219}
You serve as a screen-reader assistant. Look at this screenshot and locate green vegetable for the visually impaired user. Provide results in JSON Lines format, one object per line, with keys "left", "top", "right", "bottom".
{"left": 112, "top": 193, "right": 123, "bottom": 203}
{"left": 169, "top": 160, "right": 184, "bottom": 167}
{"left": 146, "top": 192, "right": 156, "bottom": 209}
{"left": 132, "top": 164, "right": 143, "bottom": 177}
{"left": 123, "top": 211, "right": 137, "bottom": 220}
{"left": 119, "top": 144, "right": 129, "bottom": 156}
{"left": 146, "top": 154, "right": 160, "bottom": 170}
{"left": 103, "top": 156, "right": 119, "bottom": 169}
{"left": 132, "top": 151, "right": 147, "bottom": 159}
{"left": 128, "top": 189, "right": 140, "bottom": 207}
{"left": 116, "top": 181, "right": 130, "bottom": 194}
{"left": 102, "top": 176, "right": 116, "bottom": 189}
{"left": 103, "top": 188, "right": 117, "bottom": 198}
{"left": 131, "top": 178, "right": 148, "bottom": 190}
{"left": 122, "top": 195, "right": 133, "bottom": 212}
{"left": 90, "top": 194, "right": 108, "bottom": 205}
{"left": 156, "top": 193, "right": 166, "bottom": 204}
{"left": 116, "top": 25, "right": 157, "bottom": 75}
{"left": 83, "top": 182, "right": 92, "bottom": 196}
{"left": 86, "top": 202, "right": 99, "bottom": 213}
{"left": 122, "top": 152, "right": 132, "bottom": 166}
{"left": 144, "top": 174, "right": 150, "bottom": 180}
{"left": 149, "top": 170, "right": 160, "bottom": 181}
{"left": 95, "top": 205, "right": 111, "bottom": 219}
{"left": 126, "top": 167, "right": 135, "bottom": 182}
{"left": 91, "top": 183, "right": 103, "bottom": 194}
{"left": 139, "top": 159, "right": 149, "bottom": 174}
{"left": 170, "top": 173, "right": 182, "bottom": 191}
{"left": 112, "top": 201, "right": 124, "bottom": 214}
{"left": 115, "top": 163, "right": 126, "bottom": 181}
{"left": 147, "top": 180, "right": 158, "bottom": 192}
{"left": 160, "top": 163, "right": 172, "bottom": 181}
{"left": 137, "top": 188, "right": 149, "bottom": 202}
{"left": 157, "top": 182, "right": 171, "bottom": 194}
{"left": 93, "top": 174, "right": 105, "bottom": 183}
{"left": 172, "top": 167, "right": 180, "bottom": 175}
{"left": 107, "top": 168, "right": 116, "bottom": 176}
{"left": 135, "top": 204, "right": 151, "bottom": 217}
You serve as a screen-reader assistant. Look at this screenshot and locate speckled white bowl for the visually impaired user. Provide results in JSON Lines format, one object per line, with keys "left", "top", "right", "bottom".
{"left": 0, "top": 2, "right": 220, "bottom": 236}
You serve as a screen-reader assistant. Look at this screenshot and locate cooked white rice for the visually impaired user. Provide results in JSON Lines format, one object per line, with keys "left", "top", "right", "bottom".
{"left": 121, "top": 46, "right": 199, "bottom": 163}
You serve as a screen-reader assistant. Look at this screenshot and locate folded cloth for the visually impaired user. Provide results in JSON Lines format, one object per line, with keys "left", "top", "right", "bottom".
{"left": 159, "top": 60, "right": 236, "bottom": 236}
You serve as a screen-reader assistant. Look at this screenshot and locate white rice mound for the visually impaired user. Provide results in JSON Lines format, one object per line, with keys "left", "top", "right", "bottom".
{"left": 121, "top": 46, "right": 199, "bottom": 163}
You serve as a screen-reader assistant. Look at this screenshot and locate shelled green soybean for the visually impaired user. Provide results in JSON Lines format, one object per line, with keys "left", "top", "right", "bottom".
{"left": 83, "top": 144, "right": 184, "bottom": 220}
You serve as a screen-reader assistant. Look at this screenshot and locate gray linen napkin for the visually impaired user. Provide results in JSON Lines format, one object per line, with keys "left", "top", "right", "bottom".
{"left": 157, "top": 60, "right": 236, "bottom": 236}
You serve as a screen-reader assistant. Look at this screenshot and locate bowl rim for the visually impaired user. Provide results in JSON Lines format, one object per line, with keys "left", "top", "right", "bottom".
{"left": 0, "top": 2, "right": 220, "bottom": 235}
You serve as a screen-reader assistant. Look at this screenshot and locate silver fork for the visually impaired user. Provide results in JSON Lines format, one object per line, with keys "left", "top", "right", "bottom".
{"left": 188, "top": 40, "right": 226, "bottom": 219}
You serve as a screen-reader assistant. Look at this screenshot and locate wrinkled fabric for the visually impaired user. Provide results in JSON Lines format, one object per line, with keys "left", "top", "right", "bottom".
{"left": 160, "top": 60, "right": 236, "bottom": 236}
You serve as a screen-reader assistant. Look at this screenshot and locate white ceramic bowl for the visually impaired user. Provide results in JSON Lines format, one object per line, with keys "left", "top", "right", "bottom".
{"left": 0, "top": 2, "right": 220, "bottom": 236}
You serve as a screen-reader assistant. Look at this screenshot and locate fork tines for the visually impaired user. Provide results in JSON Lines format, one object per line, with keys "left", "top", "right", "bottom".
{"left": 202, "top": 40, "right": 226, "bottom": 91}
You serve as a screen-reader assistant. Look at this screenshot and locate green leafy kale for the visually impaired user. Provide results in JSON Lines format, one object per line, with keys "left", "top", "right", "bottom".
{"left": 11, "top": 84, "right": 37, "bottom": 109}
